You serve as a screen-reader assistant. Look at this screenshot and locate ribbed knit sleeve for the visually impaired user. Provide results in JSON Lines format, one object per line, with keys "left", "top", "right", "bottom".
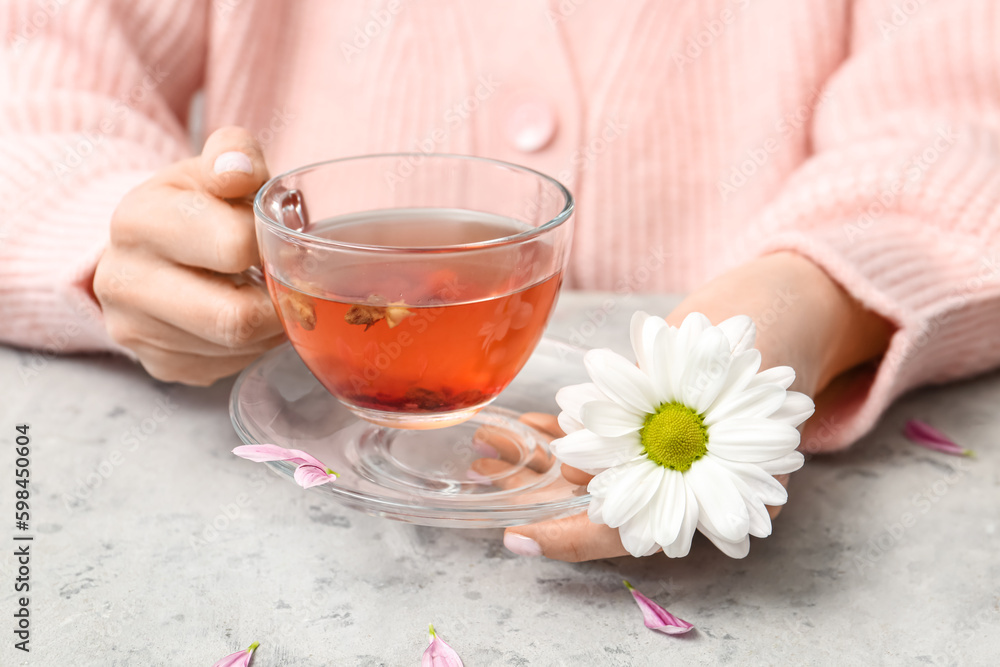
{"left": 0, "top": 0, "right": 205, "bottom": 352}
{"left": 751, "top": 0, "right": 1000, "bottom": 451}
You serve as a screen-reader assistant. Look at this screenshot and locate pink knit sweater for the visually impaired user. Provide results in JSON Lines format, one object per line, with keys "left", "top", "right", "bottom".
{"left": 2, "top": 1, "right": 999, "bottom": 452}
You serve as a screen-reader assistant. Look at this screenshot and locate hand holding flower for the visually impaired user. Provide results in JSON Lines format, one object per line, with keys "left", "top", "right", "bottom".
{"left": 494, "top": 251, "right": 893, "bottom": 562}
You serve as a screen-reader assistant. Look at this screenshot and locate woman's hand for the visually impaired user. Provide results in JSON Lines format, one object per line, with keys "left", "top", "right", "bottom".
{"left": 92, "top": 127, "right": 285, "bottom": 385}
{"left": 482, "top": 413, "right": 789, "bottom": 562}
{"left": 483, "top": 251, "right": 893, "bottom": 562}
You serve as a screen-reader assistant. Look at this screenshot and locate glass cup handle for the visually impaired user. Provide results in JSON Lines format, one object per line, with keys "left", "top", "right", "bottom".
{"left": 239, "top": 265, "right": 267, "bottom": 288}
{"left": 235, "top": 188, "right": 309, "bottom": 289}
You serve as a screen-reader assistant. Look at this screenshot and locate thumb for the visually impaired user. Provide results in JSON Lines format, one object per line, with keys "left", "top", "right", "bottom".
{"left": 199, "top": 126, "right": 270, "bottom": 200}
{"left": 503, "top": 513, "right": 631, "bottom": 562}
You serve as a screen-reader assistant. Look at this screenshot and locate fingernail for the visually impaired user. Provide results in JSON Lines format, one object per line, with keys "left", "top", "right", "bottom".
{"left": 504, "top": 532, "right": 542, "bottom": 557}
{"left": 472, "top": 440, "right": 499, "bottom": 459}
{"left": 214, "top": 151, "right": 253, "bottom": 175}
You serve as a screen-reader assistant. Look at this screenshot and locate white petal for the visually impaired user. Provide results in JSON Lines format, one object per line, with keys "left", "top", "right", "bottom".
{"left": 556, "top": 382, "right": 607, "bottom": 421}
{"left": 685, "top": 457, "right": 749, "bottom": 542}
{"left": 552, "top": 429, "right": 643, "bottom": 472}
{"left": 716, "top": 315, "right": 757, "bottom": 356}
{"left": 588, "top": 494, "right": 606, "bottom": 524}
{"left": 584, "top": 349, "right": 658, "bottom": 414}
{"left": 769, "top": 391, "right": 815, "bottom": 427}
{"left": 678, "top": 327, "right": 733, "bottom": 413}
{"left": 641, "top": 314, "right": 669, "bottom": 360}
{"left": 707, "top": 418, "right": 801, "bottom": 462}
{"left": 580, "top": 400, "right": 644, "bottom": 437}
{"left": 663, "top": 482, "right": 699, "bottom": 558}
{"left": 711, "top": 455, "right": 788, "bottom": 505}
{"left": 703, "top": 383, "right": 786, "bottom": 426}
{"left": 741, "top": 491, "right": 773, "bottom": 538}
{"left": 557, "top": 411, "right": 584, "bottom": 435}
{"left": 667, "top": 313, "right": 710, "bottom": 398}
{"left": 712, "top": 452, "right": 778, "bottom": 538}
{"left": 630, "top": 311, "right": 667, "bottom": 374}
{"left": 648, "top": 325, "right": 677, "bottom": 404}
{"left": 677, "top": 312, "right": 712, "bottom": 353}
{"left": 699, "top": 525, "right": 751, "bottom": 559}
{"left": 649, "top": 469, "right": 686, "bottom": 547}
{"left": 705, "top": 349, "right": 762, "bottom": 413}
{"left": 599, "top": 461, "right": 663, "bottom": 529}
{"left": 588, "top": 457, "right": 648, "bottom": 496}
{"left": 619, "top": 503, "right": 660, "bottom": 558}
{"left": 748, "top": 366, "right": 795, "bottom": 390}
{"left": 756, "top": 451, "right": 805, "bottom": 475}
{"left": 630, "top": 311, "right": 652, "bottom": 369}
{"left": 726, "top": 468, "right": 776, "bottom": 539}
{"left": 667, "top": 329, "right": 688, "bottom": 404}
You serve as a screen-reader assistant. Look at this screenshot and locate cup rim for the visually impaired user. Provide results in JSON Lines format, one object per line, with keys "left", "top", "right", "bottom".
{"left": 253, "top": 153, "right": 574, "bottom": 253}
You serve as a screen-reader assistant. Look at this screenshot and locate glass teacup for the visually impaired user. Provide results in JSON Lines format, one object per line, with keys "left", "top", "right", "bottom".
{"left": 254, "top": 154, "right": 574, "bottom": 430}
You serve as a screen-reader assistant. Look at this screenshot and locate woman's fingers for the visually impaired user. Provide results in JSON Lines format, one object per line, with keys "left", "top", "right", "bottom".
{"left": 504, "top": 512, "right": 635, "bottom": 562}
{"left": 196, "top": 125, "right": 270, "bottom": 200}
{"left": 104, "top": 306, "right": 285, "bottom": 357}
{"left": 561, "top": 463, "right": 594, "bottom": 487}
{"left": 503, "top": 483, "right": 790, "bottom": 562}
{"left": 126, "top": 342, "right": 266, "bottom": 386}
{"left": 473, "top": 425, "right": 527, "bottom": 463}
{"left": 98, "top": 256, "right": 283, "bottom": 348}
{"left": 491, "top": 410, "right": 792, "bottom": 561}
{"left": 469, "top": 457, "right": 545, "bottom": 490}
{"left": 473, "top": 412, "right": 594, "bottom": 483}
{"left": 110, "top": 181, "right": 258, "bottom": 274}
{"left": 95, "top": 126, "right": 280, "bottom": 386}
{"left": 154, "top": 190, "right": 260, "bottom": 273}
{"left": 476, "top": 414, "right": 640, "bottom": 562}
{"left": 472, "top": 416, "right": 559, "bottom": 473}
{"left": 520, "top": 412, "right": 595, "bottom": 483}
{"left": 519, "top": 412, "right": 563, "bottom": 438}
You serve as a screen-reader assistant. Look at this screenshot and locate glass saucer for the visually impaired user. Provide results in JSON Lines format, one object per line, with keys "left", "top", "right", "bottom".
{"left": 229, "top": 337, "right": 592, "bottom": 527}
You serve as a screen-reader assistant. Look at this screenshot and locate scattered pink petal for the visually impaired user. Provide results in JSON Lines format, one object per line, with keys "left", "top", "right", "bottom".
{"left": 212, "top": 641, "right": 258, "bottom": 667}
{"left": 293, "top": 464, "right": 339, "bottom": 488}
{"left": 422, "top": 624, "right": 464, "bottom": 667}
{"left": 903, "top": 420, "right": 974, "bottom": 457}
{"left": 624, "top": 581, "right": 694, "bottom": 635}
{"left": 232, "top": 444, "right": 324, "bottom": 468}
{"left": 233, "top": 444, "right": 339, "bottom": 488}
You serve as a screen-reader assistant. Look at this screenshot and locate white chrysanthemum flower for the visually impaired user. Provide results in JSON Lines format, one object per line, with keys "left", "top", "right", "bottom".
{"left": 551, "top": 311, "right": 815, "bottom": 559}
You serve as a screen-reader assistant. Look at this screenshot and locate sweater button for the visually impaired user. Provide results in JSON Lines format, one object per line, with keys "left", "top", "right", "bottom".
{"left": 505, "top": 98, "right": 557, "bottom": 153}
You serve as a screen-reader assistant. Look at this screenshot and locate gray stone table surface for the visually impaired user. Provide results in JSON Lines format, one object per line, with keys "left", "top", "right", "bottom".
{"left": 1, "top": 291, "right": 998, "bottom": 666}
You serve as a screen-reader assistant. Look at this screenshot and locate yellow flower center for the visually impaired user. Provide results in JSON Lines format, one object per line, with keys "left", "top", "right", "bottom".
{"left": 640, "top": 402, "right": 709, "bottom": 472}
